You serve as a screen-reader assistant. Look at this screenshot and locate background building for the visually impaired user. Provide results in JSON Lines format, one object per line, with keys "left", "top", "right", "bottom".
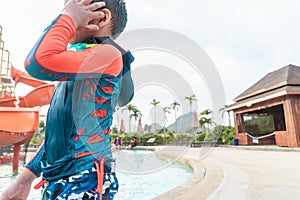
{"left": 226, "top": 64, "right": 300, "bottom": 147}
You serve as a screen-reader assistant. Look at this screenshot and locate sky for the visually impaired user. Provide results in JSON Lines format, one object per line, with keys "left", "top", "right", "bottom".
{"left": 0, "top": 0, "right": 300, "bottom": 127}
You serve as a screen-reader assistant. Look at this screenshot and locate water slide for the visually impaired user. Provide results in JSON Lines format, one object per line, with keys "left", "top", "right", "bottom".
{"left": 0, "top": 66, "right": 55, "bottom": 173}
{"left": 0, "top": 67, "right": 55, "bottom": 107}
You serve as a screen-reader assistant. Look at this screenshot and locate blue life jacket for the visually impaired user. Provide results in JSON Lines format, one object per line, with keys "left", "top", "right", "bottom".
{"left": 26, "top": 37, "right": 134, "bottom": 181}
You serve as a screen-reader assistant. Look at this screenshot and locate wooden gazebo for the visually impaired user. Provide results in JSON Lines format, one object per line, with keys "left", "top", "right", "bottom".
{"left": 226, "top": 64, "right": 300, "bottom": 148}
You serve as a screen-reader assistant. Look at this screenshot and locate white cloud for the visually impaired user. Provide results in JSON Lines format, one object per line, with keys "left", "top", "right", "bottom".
{"left": 125, "top": 0, "right": 300, "bottom": 108}
{"left": 0, "top": 0, "right": 63, "bottom": 68}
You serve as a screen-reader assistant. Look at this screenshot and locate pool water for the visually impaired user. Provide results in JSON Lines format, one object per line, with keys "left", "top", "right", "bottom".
{"left": 114, "top": 150, "right": 192, "bottom": 200}
{"left": 0, "top": 150, "right": 192, "bottom": 199}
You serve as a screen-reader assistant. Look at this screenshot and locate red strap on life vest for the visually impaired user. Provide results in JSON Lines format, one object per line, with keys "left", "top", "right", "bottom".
{"left": 34, "top": 179, "right": 47, "bottom": 189}
{"left": 95, "top": 158, "right": 105, "bottom": 200}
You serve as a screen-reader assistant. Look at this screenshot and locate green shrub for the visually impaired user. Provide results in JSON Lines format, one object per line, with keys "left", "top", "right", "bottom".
{"left": 205, "top": 125, "right": 235, "bottom": 145}
{"left": 155, "top": 135, "right": 163, "bottom": 145}
{"left": 142, "top": 132, "right": 156, "bottom": 139}
{"left": 221, "top": 126, "right": 235, "bottom": 145}
{"left": 165, "top": 136, "right": 174, "bottom": 144}
{"left": 122, "top": 133, "right": 133, "bottom": 145}
{"left": 166, "top": 131, "right": 174, "bottom": 137}
{"left": 175, "top": 133, "right": 193, "bottom": 142}
{"left": 196, "top": 132, "right": 207, "bottom": 142}
{"left": 39, "top": 120, "right": 46, "bottom": 132}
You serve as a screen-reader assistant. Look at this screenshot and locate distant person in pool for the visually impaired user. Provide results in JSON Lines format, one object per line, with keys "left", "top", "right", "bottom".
{"left": 0, "top": 0, "right": 134, "bottom": 199}
{"left": 125, "top": 137, "right": 137, "bottom": 150}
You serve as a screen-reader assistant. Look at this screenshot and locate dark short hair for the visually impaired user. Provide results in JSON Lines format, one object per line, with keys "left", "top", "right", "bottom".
{"left": 93, "top": 0, "right": 128, "bottom": 37}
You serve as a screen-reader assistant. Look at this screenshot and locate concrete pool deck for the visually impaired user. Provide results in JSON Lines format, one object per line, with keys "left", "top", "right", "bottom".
{"left": 137, "top": 145, "right": 300, "bottom": 200}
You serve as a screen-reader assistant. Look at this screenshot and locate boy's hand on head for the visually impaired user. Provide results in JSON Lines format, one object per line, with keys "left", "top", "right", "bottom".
{"left": 63, "top": 0, "right": 105, "bottom": 31}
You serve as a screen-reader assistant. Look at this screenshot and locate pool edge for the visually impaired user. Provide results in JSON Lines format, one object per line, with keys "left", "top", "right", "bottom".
{"left": 135, "top": 146, "right": 224, "bottom": 200}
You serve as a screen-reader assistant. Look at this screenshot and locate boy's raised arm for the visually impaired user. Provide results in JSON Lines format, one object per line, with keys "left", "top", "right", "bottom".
{"left": 25, "top": 0, "right": 122, "bottom": 81}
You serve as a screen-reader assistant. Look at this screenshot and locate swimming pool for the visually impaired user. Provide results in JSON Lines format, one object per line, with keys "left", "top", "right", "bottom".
{"left": 0, "top": 150, "right": 192, "bottom": 199}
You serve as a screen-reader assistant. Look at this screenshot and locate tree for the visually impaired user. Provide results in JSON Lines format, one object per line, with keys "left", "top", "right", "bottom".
{"left": 219, "top": 105, "right": 232, "bottom": 126}
{"left": 150, "top": 99, "right": 160, "bottom": 131}
{"left": 163, "top": 106, "right": 171, "bottom": 144}
{"left": 163, "top": 106, "right": 171, "bottom": 124}
{"left": 115, "top": 106, "right": 121, "bottom": 130}
{"left": 199, "top": 109, "right": 214, "bottom": 132}
{"left": 122, "top": 104, "right": 137, "bottom": 133}
{"left": 130, "top": 107, "right": 142, "bottom": 133}
{"left": 170, "top": 101, "right": 180, "bottom": 132}
{"left": 185, "top": 94, "right": 197, "bottom": 113}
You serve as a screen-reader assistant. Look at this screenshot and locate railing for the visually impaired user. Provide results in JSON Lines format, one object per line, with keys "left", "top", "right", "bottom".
{"left": 0, "top": 25, "right": 15, "bottom": 98}
{"left": 0, "top": 48, "right": 11, "bottom": 76}
{"left": 0, "top": 26, "right": 12, "bottom": 75}
{"left": 0, "top": 25, "right": 2, "bottom": 44}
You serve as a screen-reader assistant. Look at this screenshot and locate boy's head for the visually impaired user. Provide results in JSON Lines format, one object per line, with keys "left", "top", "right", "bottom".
{"left": 94, "top": 0, "right": 128, "bottom": 37}
{"left": 66, "top": 0, "right": 128, "bottom": 43}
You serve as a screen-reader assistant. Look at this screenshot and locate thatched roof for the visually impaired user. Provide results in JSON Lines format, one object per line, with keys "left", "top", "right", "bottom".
{"left": 227, "top": 64, "right": 300, "bottom": 111}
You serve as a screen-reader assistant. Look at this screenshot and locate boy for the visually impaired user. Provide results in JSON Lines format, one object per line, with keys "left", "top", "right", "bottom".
{"left": 0, "top": 0, "right": 134, "bottom": 199}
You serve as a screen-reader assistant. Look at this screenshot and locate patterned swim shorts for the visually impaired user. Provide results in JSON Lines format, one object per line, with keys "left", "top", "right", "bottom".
{"left": 41, "top": 161, "right": 118, "bottom": 200}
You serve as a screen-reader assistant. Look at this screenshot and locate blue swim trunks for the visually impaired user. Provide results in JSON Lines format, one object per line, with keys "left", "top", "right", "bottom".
{"left": 41, "top": 161, "right": 118, "bottom": 200}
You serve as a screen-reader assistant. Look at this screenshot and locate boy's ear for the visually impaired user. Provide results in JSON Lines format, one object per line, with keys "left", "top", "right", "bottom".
{"left": 98, "top": 8, "right": 112, "bottom": 28}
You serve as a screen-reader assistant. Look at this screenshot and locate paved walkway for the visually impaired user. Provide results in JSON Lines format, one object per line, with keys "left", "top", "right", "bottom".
{"left": 141, "top": 145, "right": 300, "bottom": 200}
{"left": 208, "top": 146, "right": 300, "bottom": 200}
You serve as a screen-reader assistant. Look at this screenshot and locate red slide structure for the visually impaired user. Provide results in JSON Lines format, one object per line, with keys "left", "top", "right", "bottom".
{"left": 0, "top": 26, "right": 55, "bottom": 173}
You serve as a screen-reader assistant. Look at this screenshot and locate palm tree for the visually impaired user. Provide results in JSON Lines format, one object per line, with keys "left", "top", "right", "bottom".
{"left": 122, "top": 104, "right": 137, "bottom": 133}
{"left": 150, "top": 99, "right": 160, "bottom": 131}
{"left": 130, "top": 107, "right": 142, "bottom": 133}
{"left": 163, "top": 106, "right": 171, "bottom": 124}
{"left": 163, "top": 106, "right": 171, "bottom": 143}
{"left": 199, "top": 109, "right": 213, "bottom": 132}
{"left": 185, "top": 94, "right": 197, "bottom": 113}
{"left": 219, "top": 105, "right": 231, "bottom": 126}
{"left": 115, "top": 106, "right": 120, "bottom": 130}
{"left": 170, "top": 101, "right": 180, "bottom": 132}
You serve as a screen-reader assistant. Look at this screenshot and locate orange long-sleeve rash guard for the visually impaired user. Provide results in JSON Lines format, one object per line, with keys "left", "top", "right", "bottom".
{"left": 25, "top": 14, "right": 123, "bottom": 81}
